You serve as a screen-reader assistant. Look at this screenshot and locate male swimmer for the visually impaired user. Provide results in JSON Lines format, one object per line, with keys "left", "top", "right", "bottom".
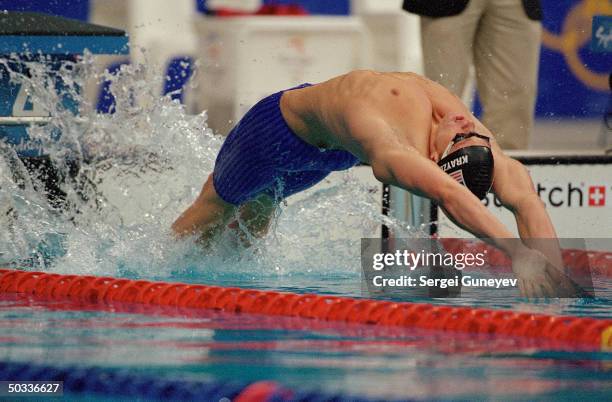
{"left": 172, "top": 70, "right": 577, "bottom": 297}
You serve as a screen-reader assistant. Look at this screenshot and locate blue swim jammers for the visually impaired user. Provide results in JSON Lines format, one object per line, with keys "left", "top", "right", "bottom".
{"left": 212, "top": 84, "right": 359, "bottom": 205}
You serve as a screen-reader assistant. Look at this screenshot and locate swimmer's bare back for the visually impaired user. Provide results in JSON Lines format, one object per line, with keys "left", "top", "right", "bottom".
{"left": 279, "top": 70, "right": 490, "bottom": 163}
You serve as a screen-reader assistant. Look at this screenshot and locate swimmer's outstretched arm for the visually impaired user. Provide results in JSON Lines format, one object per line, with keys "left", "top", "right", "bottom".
{"left": 488, "top": 148, "right": 563, "bottom": 268}
{"left": 348, "top": 109, "right": 559, "bottom": 267}
{"left": 472, "top": 116, "right": 563, "bottom": 268}
{"left": 369, "top": 145, "right": 520, "bottom": 251}
{"left": 368, "top": 146, "right": 581, "bottom": 297}
{"left": 345, "top": 106, "right": 520, "bottom": 254}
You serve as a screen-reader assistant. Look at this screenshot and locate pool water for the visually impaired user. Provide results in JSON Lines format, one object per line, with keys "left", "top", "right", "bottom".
{"left": 0, "top": 56, "right": 611, "bottom": 400}
{"left": 1, "top": 294, "right": 610, "bottom": 401}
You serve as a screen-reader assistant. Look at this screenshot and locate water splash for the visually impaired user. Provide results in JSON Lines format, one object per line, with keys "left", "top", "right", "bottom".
{"left": 0, "top": 54, "right": 417, "bottom": 283}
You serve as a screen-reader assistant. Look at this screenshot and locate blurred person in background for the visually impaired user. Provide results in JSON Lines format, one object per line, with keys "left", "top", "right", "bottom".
{"left": 403, "top": 0, "right": 543, "bottom": 149}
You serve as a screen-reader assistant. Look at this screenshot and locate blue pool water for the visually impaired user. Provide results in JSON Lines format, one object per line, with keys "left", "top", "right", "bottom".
{"left": 1, "top": 56, "right": 611, "bottom": 401}
{"left": 1, "top": 293, "right": 611, "bottom": 401}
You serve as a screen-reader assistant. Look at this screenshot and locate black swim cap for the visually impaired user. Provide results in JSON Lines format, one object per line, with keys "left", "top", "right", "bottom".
{"left": 437, "top": 133, "right": 494, "bottom": 200}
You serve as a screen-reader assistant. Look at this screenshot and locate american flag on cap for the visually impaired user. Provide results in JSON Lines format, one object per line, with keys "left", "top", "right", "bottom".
{"left": 449, "top": 169, "right": 466, "bottom": 186}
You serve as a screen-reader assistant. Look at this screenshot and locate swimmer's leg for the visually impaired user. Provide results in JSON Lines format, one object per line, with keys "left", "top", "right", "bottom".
{"left": 172, "top": 174, "right": 236, "bottom": 243}
{"left": 229, "top": 193, "right": 277, "bottom": 241}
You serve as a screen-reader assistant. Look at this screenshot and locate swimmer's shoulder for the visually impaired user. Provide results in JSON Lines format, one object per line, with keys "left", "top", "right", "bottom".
{"left": 388, "top": 72, "right": 467, "bottom": 112}
{"left": 313, "top": 70, "right": 379, "bottom": 91}
{"left": 344, "top": 69, "right": 380, "bottom": 80}
{"left": 322, "top": 70, "right": 425, "bottom": 88}
{"left": 308, "top": 70, "right": 431, "bottom": 112}
{"left": 297, "top": 70, "right": 381, "bottom": 109}
{"left": 329, "top": 70, "right": 414, "bottom": 99}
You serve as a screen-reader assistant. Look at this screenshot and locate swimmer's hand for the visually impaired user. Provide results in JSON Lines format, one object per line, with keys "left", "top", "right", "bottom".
{"left": 511, "top": 248, "right": 584, "bottom": 298}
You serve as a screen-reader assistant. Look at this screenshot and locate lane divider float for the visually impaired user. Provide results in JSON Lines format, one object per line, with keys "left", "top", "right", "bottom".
{"left": 0, "top": 269, "right": 610, "bottom": 350}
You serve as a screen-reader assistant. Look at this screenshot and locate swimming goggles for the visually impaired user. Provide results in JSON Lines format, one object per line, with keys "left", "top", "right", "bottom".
{"left": 441, "top": 132, "right": 491, "bottom": 159}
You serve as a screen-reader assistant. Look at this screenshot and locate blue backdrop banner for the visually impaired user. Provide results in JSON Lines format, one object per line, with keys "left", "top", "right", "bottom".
{"left": 0, "top": 0, "right": 89, "bottom": 21}
{"left": 536, "top": 0, "right": 610, "bottom": 118}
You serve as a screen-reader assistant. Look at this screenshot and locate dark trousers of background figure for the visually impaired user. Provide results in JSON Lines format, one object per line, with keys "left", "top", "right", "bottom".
{"left": 417, "top": 0, "right": 541, "bottom": 150}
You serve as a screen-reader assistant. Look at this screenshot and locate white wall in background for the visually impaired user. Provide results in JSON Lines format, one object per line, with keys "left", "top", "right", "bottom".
{"left": 193, "top": 16, "right": 369, "bottom": 134}
{"left": 87, "top": 0, "right": 199, "bottom": 110}
{"left": 352, "top": 0, "right": 423, "bottom": 74}
{"left": 351, "top": 0, "right": 403, "bottom": 13}
{"left": 207, "top": 0, "right": 261, "bottom": 11}
{"left": 84, "top": 0, "right": 130, "bottom": 106}
{"left": 128, "top": 0, "right": 197, "bottom": 70}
